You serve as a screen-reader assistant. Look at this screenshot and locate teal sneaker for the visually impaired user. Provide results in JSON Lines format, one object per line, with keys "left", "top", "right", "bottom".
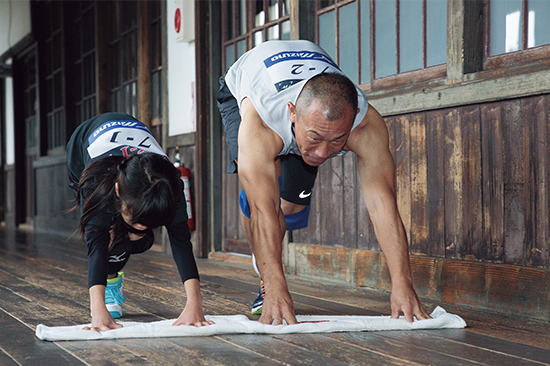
{"left": 105, "top": 272, "right": 125, "bottom": 318}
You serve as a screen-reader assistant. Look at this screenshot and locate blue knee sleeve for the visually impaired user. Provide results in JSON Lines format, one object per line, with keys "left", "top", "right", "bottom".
{"left": 239, "top": 189, "right": 310, "bottom": 230}
{"left": 239, "top": 189, "right": 252, "bottom": 219}
{"left": 284, "top": 205, "right": 310, "bottom": 230}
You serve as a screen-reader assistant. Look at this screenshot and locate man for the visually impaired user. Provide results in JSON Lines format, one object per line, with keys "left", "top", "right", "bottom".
{"left": 217, "top": 40, "right": 430, "bottom": 325}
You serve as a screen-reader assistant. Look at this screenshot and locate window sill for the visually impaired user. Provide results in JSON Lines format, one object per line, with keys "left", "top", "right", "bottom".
{"left": 366, "top": 60, "right": 550, "bottom": 117}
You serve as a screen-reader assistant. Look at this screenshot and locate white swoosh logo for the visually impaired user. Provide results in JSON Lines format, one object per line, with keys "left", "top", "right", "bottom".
{"left": 299, "top": 190, "right": 312, "bottom": 199}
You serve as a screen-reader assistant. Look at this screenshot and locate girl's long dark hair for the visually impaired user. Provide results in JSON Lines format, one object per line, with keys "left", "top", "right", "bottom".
{"left": 75, "top": 153, "right": 183, "bottom": 250}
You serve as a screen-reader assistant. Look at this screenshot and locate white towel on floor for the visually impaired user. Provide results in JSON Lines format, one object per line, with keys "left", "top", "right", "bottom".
{"left": 35, "top": 306, "right": 466, "bottom": 341}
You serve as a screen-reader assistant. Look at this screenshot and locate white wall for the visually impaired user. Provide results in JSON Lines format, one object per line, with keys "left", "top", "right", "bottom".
{"left": 0, "top": 0, "right": 31, "bottom": 56}
{"left": 5, "top": 61, "right": 15, "bottom": 165}
{"left": 1, "top": 0, "right": 31, "bottom": 166}
{"left": 166, "top": 0, "right": 196, "bottom": 136}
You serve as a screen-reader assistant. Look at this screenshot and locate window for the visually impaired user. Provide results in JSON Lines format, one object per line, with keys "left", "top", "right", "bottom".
{"left": 70, "top": 1, "right": 97, "bottom": 124}
{"left": 485, "top": 0, "right": 550, "bottom": 70}
{"left": 222, "top": 0, "right": 291, "bottom": 70}
{"left": 317, "top": 0, "right": 447, "bottom": 85}
{"left": 488, "top": 0, "right": 550, "bottom": 56}
{"left": 109, "top": 1, "right": 138, "bottom": 116}
{"left": 23, "top": 53, "right": 38, "bottom": 152}
{"left": 251, "top": 0, "right": 291, "bottom": 46}
{"left": 42, "top": 0, "right": 66, "bottom": 151}
{"left": 489, "top": 0, "right": 550, "bottom": 55}
{"left": 222, "top": 0, "right": 248, "bottom": 69}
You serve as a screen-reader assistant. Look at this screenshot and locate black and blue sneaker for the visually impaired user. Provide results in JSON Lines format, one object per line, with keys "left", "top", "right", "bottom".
{"left": 251, "top": 280, "right": 265, "bottom": 315}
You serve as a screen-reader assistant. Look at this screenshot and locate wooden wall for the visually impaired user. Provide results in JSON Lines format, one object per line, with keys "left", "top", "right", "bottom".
{"left": 33, "top": 155, "right": 79, "bottom": 236}
{"left": 293, "top": 93, "right": 550, "bottom": 270}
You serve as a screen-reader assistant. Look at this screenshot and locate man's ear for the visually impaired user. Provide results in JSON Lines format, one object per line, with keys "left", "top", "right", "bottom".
{"left": 288, "top": 102, "right": 297, "bottom": 123}
{"left": 115, "top": 182, "right": 120, "bottom": 197}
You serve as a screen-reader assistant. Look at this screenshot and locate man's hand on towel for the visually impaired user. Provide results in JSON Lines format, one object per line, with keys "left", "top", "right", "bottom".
{"left": 172, "top": 303, "right": 215, "bottom": 327}
{"left": 259, "top": 285, "right": 297, "bottom": 325}
{"left": 84, "top": 307, "right": 123, "bottom": 332}
{"left": 390, "top": 283, "right": 431, "bottom": 323}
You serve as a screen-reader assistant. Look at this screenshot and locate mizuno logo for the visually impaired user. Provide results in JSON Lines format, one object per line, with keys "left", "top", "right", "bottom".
{"left": 299, "top": 190, "right": 312, "bottom": 199}
{"left": 109, "top": 252, "right": 127, "bottom": 263}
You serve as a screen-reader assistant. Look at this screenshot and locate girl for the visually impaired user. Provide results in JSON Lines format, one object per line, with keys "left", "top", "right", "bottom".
{"left": 67, "top": 112, "right": 213, "bottom": 331}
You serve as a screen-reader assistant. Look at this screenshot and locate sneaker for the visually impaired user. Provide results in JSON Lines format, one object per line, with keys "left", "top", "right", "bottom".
{"left": 105, "top": 271, "right": 125, "bottom": 318}
{"left": 251, "top": 280, "right": 265, "bottom": 315}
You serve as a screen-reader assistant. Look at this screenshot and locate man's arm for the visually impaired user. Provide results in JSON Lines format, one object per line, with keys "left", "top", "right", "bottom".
{"left": 237, "top": 98, "right": 297, "bottom": 325}
{"left": 346, "top": 104, "right": 430, "bottom": 322}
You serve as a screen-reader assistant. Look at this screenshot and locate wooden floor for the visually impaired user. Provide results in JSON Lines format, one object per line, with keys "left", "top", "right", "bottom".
{"left": 1, "top": 228, "right": 549, "bottom": 366}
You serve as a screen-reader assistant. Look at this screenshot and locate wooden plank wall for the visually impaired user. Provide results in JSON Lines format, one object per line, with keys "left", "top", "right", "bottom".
{"left": 290, "top": 93, "right": 550, "bottom": 269}
{"left": 221, "top": 141, "right": 248, "bottom": 253}
{"left": 34, "top": 158, "right": 80, "bottom": 236}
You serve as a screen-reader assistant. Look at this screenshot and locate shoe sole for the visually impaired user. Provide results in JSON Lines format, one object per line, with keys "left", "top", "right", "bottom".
{"left": 251, "top": 305, "right": 262, "bottom": 315}
{"left": 106, "top": 304, "right": 123, "bottom": 318}
{"left": 109, "top": 310, "right": 123, "bottom": 319}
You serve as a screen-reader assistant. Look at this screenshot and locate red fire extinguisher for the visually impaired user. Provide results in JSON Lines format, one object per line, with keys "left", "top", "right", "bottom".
{"left": 174, "top": 147, "right": 195, "bottom": 231}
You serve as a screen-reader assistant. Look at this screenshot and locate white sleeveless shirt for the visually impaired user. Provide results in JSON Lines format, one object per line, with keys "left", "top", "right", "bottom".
{"left": 224, "top": 40, "right": 369, "bottom": 156}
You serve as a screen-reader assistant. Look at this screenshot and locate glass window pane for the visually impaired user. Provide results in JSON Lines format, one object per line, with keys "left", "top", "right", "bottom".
{"left": 227, "top": 0, "right": 234, "bottom": 39}
{"left": 528, "top": 0, "right": 550, "bottom": 48}
{"left": 319, "top": 0, "right": 335, "bottom": 9}
{"left": 375, "top": 0, "right": 397, "bottom": 78}
{"left": 281, "top": 20, "right": 291, "bottom": 40}
{"left": 269, "top": 0, "right": 279, "bottom": 21}
{"left": 319, "top": 10, "right": 336, "bottom": 61}
{"left": 268, "top": 25, "right": 279, "bottom": 40}
{"left": 255, "top": 1, "right": 265, "bottom": 27}
{"left": 399, "top": 0, "right": 423, "bottom": 72}
{"left": 254, "top": 30, "right": 264, "bottom": 45}
{"left": 239, "top": 0, "right": 247, "bottom": 35}
{"left": 426, "top": 0, "right": 447, "bottom": 66}
{"left": 237, "top": 39, "right": 247, "bottom": 57}
{"left": 490, "top": 0, "right": 522, "bottom": 55}
{"left": 225, "top": 44, "right": 235, "bottom": 69}
{"left": 282, "top": 0, "right": 290, "bottom": 16}
{"left": 360, "top": 0, "right": 370, "bottom": 83}
{"left": 339, "top": 2, "right": 358, "bottom": 83}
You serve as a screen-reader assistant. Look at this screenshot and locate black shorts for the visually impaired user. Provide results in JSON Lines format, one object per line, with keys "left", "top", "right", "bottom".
{"left": 216, "top": 74, "right": 319, "bottom": 206}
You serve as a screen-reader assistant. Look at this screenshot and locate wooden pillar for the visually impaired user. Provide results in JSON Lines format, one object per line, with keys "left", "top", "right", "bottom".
{"left": 194, "top": 0, "right": 223, "bottom": 256}
{"left": 447, "top": 0, "right": 484, "bottom": 84}
{"left": 195, "top": 0, "right": 210, "bottom": 257}
{"left": 207, "top": 1, "right": 223, "bottom": 254}
{"left": 290, "top": 0, "right": 316, "bottom": 42}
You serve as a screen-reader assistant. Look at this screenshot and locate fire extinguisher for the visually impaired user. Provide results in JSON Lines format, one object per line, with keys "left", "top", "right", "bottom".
{"left": 174, "top": 147, "right": 195, "bottom": 231}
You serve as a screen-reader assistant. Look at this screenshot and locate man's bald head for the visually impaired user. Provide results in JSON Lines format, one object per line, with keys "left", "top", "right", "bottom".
{"left": 295, "top": 73, "right": 358, "bottom": 122}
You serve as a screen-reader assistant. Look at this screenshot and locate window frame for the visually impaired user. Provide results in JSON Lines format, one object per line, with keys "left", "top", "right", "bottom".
{"left": 221, "top": 0, "right": 291, "bottom": 71}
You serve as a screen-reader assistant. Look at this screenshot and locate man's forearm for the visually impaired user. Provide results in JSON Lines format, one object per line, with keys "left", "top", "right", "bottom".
{"left": 370, "top": 201, "right": 414, "bottom": 287}
{"left": 248, "top": 208, "right": 286, "bottom": 287}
